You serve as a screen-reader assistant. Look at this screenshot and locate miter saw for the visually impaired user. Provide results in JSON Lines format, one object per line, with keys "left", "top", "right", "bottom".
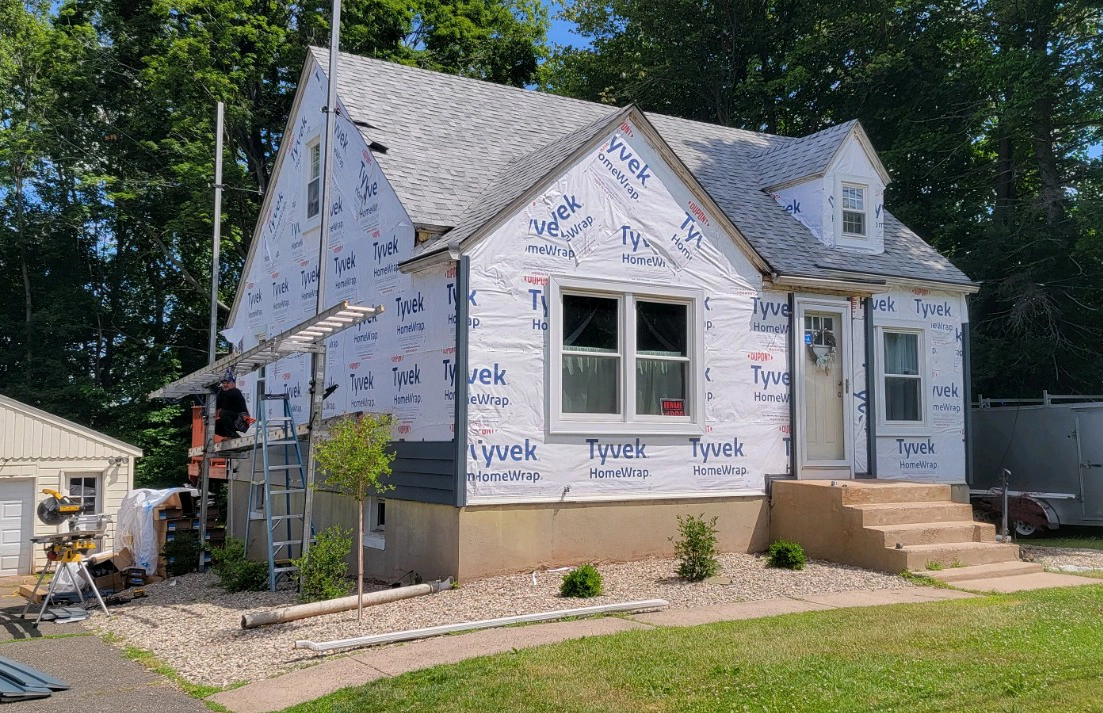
{"left": 20, "top": 489, "right": 110, "bottom": 627}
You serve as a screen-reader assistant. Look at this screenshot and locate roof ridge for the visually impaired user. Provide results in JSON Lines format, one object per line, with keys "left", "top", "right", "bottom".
{"left": 310, "top": 46, "right": 622, "bottom": 113}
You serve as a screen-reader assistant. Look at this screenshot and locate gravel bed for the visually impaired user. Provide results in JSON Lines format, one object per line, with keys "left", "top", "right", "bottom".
{"left": 86, "top": 553, "right": 908, "bottom": 687}
{"left": 1021, "top": 544, "right": 1103, "bottom": 572}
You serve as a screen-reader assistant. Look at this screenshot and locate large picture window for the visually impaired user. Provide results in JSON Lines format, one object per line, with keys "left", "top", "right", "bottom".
{"left": 881, "top": 329, "right": 923, "bottom": 424}
{"left": 551, "top": 278, "right": 703, "bottom": 435}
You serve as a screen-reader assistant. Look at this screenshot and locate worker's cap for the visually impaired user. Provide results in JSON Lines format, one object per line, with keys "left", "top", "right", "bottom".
{"left": 221, "top": 369, "right": 236, "bottom": 383}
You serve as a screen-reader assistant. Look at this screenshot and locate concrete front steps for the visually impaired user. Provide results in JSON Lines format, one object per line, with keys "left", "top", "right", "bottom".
{"left": 771, "top": 480, "right": 1024, "bottom": 574}
{"left": 924, "top": 561, "right": 1043, "bottom": 583}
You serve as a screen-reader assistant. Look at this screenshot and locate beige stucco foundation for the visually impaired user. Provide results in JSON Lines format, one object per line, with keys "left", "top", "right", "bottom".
{"left": 230, "top": 478, "right": 769, "bottom": 583}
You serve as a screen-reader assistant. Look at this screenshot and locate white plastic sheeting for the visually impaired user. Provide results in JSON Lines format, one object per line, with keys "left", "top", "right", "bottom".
{"left": 222, "top": 63, "right": 455, "bottom": 441}
{"left": 464, "top": 119, "right": 791, "bottom": 501}
{"left": 871, "top": 288, "right": 967, "bottom": 481}
{"left": 115, "top": 488, "right": 192, "bottom": 575}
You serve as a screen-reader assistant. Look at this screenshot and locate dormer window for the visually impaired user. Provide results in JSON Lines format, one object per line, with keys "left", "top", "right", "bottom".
{"left": 841, "top": 183, "right": 866, "bottom": 237}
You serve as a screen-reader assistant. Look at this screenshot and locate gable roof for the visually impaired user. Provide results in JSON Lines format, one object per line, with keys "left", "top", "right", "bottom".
{"left": 0, "top": 394, "right": 143, "bottom": 458}
{"left": 309, "top": 48, "right": 974, "bottom": 288}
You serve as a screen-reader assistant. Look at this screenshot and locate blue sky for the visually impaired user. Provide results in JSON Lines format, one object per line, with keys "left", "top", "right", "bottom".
{"left": 545, "top": 5, "right": 586, "bottom": 49}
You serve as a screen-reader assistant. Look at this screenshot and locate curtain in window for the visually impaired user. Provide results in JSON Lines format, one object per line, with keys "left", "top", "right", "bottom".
{"left": 562, "top": 355, "right": 618, "bottom": 413}
{"left": 884, "top": 332, "right": 921, "bottom": 421}
{"left": 884, "top": 332, "right": 918, "bottom": 375}
{"left": 636, "top": 360, "right": 686, "bottom": 415}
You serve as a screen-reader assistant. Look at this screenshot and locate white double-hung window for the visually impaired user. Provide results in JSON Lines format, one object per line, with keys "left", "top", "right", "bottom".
{"left": 878, "top": 328, "right": 925, "bottom": 426}
{"left": 841, "top": 183, "right": 866, "bottom": 237}
{"left": 550, "top": 277, "right": 704, "bottom": 435}
{"left": 306, "top": 140, "right": 321, "bottom": 219}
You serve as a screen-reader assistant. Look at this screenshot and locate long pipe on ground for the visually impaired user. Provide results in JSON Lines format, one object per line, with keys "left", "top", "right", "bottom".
{"left": 294, "top": 598, "right": 670, "bottom": 652}
{"left": 242, "top": 578, "right": 453, "bottom": 630}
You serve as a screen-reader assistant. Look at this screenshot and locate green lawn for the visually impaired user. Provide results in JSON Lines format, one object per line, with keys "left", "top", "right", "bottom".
{"left": 286, "top": 585, "right": 1103, "bottom": 713}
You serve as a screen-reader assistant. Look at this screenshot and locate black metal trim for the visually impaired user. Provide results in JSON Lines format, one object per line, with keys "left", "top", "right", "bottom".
{"left": 453, "top": 255, "right": 471, "bottom": 507}
{"left": 864, "top": 297, "right": 878, "bottom": 478}
{"left": 787, "top": 292, "right": 797, "bottom": 477}
{"left": 962, "top": 307, "right": 973, "bottom": 486}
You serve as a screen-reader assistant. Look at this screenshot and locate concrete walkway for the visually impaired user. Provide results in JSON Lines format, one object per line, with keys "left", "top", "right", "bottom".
{"left": 210, "top": 585, "right": 982, "bottom": 713}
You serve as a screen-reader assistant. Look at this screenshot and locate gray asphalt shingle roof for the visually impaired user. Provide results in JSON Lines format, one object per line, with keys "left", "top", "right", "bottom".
{"left": 750, "top": 120, "right": 858, "bottom": 189}
{"left": 311, "top": 48, "right": 973, "bottom": 287}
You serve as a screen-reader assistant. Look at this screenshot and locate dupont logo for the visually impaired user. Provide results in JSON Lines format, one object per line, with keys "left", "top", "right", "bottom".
{"left": 746, "top": 352, "right": 772, "bottom": 362}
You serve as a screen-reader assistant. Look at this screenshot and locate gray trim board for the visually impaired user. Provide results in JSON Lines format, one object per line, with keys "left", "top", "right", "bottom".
{"left": 454, "top": 255, "right": 471, "bottom": 507}
{"left": 864, "top": 297, "right": 878, "bottom": 478}
{"left": 963, "top": 315, "right": 973, "bottom": 486}
{"left": 389, "top": 440, "right": 455, "bottom": 504}
{"left": 787, "top": 292, "right": 797, "bottom": 477}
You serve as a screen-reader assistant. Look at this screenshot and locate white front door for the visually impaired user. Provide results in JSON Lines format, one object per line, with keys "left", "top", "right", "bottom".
{"left": 797, "top": 299, "right": 853, "bottom": 475}
{"left": 0, "top": 480, "right": 33, "bottom": 576}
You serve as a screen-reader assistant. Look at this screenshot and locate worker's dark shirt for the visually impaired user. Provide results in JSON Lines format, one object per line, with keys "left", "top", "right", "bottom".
{"left": 217, "top": 387, "right": 248, "bottom": 415}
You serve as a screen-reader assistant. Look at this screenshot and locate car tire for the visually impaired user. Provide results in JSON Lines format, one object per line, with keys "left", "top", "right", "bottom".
{"left": 1013, "top": 520, "right": 1043, "bottom": 538}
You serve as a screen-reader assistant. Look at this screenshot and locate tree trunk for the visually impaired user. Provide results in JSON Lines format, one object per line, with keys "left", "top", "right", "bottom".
{"left": 357, "top": 497, "right": 364, "bottom": 623}
{"left": 14, "top": 171, "right": 32, "bottom": 366}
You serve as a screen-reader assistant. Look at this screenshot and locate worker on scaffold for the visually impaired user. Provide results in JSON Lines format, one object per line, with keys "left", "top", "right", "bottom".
{"left": 215, "top": 370, "right": 253, "bottom": 438}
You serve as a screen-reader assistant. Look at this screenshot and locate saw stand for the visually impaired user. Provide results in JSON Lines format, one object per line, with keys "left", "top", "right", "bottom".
{"left": 21, "top": 532, "right": 109, "bottom": 627}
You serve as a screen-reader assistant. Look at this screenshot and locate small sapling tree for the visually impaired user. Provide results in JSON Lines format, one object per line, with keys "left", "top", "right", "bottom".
{"left": 312, "top": 413, "right": 395, "bottom": 621}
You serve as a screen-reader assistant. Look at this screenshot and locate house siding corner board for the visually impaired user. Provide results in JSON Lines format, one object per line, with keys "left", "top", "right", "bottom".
{"left": 221, "top": 58, "right": 456, "bottom": 443}
{"left": 464, "top": 119, "right": 792, "bottom": 503}
{"left": 871, "top": 288, "right": 967, "bottom": 481}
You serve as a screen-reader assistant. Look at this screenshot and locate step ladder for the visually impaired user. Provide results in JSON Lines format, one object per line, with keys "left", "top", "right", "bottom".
{"left": 244, "top": 390, "right": 311, "bottom": 591}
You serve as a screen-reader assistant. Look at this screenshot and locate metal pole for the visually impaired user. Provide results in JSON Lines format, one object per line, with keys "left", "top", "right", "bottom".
{"left": 199, "top": 102, "right": 225, "bottom": 569}
{"left": 301, "top": 0, "right": 342, "bottom": 558}
{"left": 1000, "top": 467, "right": 1011, "bottom": 541}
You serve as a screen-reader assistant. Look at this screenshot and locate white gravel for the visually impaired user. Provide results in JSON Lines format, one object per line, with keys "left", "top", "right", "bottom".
{"left": 86, "top": 553, "right": 908, "bottom": 687}
{"left": 1021, "top": 544, "right": 1103, "bottom": 572}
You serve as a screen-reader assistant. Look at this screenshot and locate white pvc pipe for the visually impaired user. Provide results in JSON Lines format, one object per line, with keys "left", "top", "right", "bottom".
{"left": 294, "top": 599, "right": 670, "bottom": 652}
{"left": 242, "top": 578, "right": 452, "bottom": 629}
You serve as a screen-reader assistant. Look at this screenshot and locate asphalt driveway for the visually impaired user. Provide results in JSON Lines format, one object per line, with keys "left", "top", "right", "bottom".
{"left": 0, "top": 592, "right": 206, "bottom": 712}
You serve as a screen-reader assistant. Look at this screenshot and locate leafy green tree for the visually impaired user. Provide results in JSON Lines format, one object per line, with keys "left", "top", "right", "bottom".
{"left": 313, "top": 413, "right": 395, "bottom": 620}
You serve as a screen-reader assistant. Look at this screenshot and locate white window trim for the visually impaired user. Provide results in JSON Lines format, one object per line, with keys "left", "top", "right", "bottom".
{"left": 874, "top": 324, "right": 929, "bottom": 433}
{"left": 249, "top": 482, "right": 266, "bottom": 520}
{"left": 548, "top": 275, "right": 705, "bottom": 436}
{"left": 65, "top": 472, "right": 101, "bottom": 514}
{"left": 305, "top": 138, "right": 322, "bottom": 224}
{"left": 363, "top": 496, "right": 385, "bottom": 550}
{"left": 834, "top": 174, "right": 870, "bottom": 249}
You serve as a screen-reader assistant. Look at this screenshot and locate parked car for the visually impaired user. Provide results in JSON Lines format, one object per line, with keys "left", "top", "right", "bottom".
{"left": 972, "top": 393, "right": 1103, "bottom": 537}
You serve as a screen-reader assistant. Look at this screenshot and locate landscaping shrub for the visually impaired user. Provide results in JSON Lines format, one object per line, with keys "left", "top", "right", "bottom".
{"left": 211, "top": 537, "right": 268, "bottom": 592}
{"left": 671, "top": 514, "right": 720, "bottom": 582}
{"left": 766, "top": 539, "right": 807, "bottom": 570}
{"left": 161, "top": 531, "right": 202, "bottom": 577}
{"left": 560, "top": 563, "right": 603, "bottom": 598}
{"left": 292, "top": 525, "right": 353, "bottom": 602}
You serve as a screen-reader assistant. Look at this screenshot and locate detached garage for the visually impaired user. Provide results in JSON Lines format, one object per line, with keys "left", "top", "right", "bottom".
{"left": 0, "top": 395, "right": 140, "bottom": 575}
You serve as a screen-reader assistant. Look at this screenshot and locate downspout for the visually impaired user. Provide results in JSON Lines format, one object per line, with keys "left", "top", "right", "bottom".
{"left": 453, "top": 255, "right": 470, "bottom": 507}
{"left": 962, "top": 297, "right": 973, "bottom": 486}
{"left": 864, "top": 297, "right": 877, "bottom": 478}
{"left": 787, "top": 292, "right": 796, "bottom": 477}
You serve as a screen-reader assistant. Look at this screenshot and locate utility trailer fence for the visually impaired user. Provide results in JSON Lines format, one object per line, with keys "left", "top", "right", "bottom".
{"left": 971, "top": 393, "right": 1103, "bottom": 536}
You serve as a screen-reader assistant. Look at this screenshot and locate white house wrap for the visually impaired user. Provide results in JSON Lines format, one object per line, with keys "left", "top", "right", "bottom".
{"left": 220, "top": 48, "right": 978, "bottom": 580}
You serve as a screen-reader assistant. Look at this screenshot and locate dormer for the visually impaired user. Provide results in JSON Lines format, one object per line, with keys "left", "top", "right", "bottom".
{"left": 754, "top": 121, "right": 890, "bottom": 254}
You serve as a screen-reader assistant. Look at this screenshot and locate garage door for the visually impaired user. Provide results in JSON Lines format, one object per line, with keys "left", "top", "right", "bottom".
{"left": 0, "top": 481, "right": 33, "bottom": 576}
